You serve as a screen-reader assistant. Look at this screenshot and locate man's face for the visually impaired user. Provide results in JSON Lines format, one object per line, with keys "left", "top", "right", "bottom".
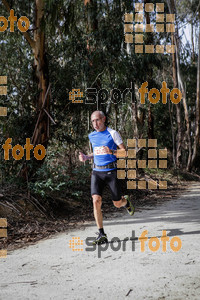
{"left": 91, "top": 113, "right": 106, "bottom": 132}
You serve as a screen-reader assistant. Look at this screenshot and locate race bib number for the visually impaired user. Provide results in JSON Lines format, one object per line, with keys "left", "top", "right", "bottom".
{"left": 94, "top": 146, "right": 107, "bottom": 155}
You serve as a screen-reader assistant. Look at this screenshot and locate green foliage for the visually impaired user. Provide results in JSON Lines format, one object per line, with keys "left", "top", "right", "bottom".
{"left": 0, "top": 0, "right": 200, "bottom": 191}
{"left": 29, "top": 146, "right": 91, "bottom": 199}
{"left": 30, "top": 178, "right": 66, "bottom": 197}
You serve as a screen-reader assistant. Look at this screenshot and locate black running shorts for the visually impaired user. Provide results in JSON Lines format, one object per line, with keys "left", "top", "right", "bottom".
{"left": 91, "top": 169, "right": 122, "bottom": 201}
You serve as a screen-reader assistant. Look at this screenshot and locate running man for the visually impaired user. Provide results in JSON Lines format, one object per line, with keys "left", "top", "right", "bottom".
{"left": 79, "top": 110, "right": 134, "bottom": 244}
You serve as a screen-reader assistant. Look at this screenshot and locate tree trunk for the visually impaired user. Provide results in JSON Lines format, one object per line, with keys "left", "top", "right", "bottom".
{"left": 144, "top": 0, "right": 154, "bottom": 140}
{"left": 2, "top": 0, "right": 50, "bottom": 150}
{"left": 32, "top": 0, "right": 49, "bottom": 148}
{"left": 84, "top": 0, "right": 101, "bottom": 109}
{"left": 168, "top": 0, "right": 192, "bottom": 169}
{"left": 178, "top": 75, "right": 192, "bottom": 171}
{"left": 147, "top": 105, "right": 154, "bottom": 139}
{"left": 132, "top": 83, "right": 138, "bottom": 138}
{"left": 168, "top": 100, "right": 176, "bottom": 166}
{"left": 191, "top": 22, "right": 195, "bottom": 62}
{"left": 168, "top": 0, "right": 181, "bottom": 168}
{"left": 114, "top": 105, "right": 118, "bottom": 131}
{"left": 175, "top": 33, "right": 192, "bottom": 170}
{"left": 191, "top": 22, "right": 200, "bottom": 168}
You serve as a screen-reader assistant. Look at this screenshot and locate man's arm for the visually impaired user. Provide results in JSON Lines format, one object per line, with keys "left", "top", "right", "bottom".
{"left": 103, "top": 143, "right": 127, "bottom": 157}
{"left": 114, "top": 143, "right": 127, "bottom": 157}
{"left": 117, "top": 143, "right": 126, "bottom": 150}
{"left": 79, "top": 152, "right": 94, "bottom": 162}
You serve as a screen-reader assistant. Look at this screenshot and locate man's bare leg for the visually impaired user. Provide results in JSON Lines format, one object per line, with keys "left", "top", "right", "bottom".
{"left": 92, "top": 194, "right": 103, "bottom": 228}
{"left": 113, "top": 196, "right": 127, "bottom": 208}
{"left": 92, "top": 194, "right": 108, "bottom": 244}
{"left": 113, "top": 195, "right": 135, "bottom": 216}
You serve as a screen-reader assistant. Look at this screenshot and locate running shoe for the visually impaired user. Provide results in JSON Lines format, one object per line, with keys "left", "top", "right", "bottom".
{"left": 92, "top": 232, "right": 108, "bottom": 245}
{"left": 124, "top": 195, "right": 135, "bottom": 216}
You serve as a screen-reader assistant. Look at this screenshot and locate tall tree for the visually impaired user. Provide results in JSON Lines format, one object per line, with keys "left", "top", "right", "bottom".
{"left": 191, "top": 11, "right": 200, "bottom": 167}
{"left": 144, "top": 0, "right": 155, "bottom": 140}
{"left": 167, "top": 0, "right": 182, "bottom": 168}
{"left": 2, "top": 0, "right": 50, "bottom": 150}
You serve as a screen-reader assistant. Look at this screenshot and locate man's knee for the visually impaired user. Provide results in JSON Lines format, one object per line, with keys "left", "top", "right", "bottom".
{"left": 92, "top": 195, "right": 102, "bottom": 208}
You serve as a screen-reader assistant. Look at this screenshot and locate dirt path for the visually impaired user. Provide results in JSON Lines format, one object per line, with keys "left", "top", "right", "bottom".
{"left": 0, "top": 183, "right": 200, "bottom": 300}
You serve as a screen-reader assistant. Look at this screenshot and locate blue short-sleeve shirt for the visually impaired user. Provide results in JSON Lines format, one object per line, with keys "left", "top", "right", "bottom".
{"left": 88, "top": 127, "right": 123, "bottom": 171}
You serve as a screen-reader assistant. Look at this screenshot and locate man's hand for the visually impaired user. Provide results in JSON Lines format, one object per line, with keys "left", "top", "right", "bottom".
{"left": 102, "top": 146, "right": 112, "bottom": 155}
{"left": 102, "top": 146, "right": 127, "bottom": 157}
{"left": 79, "top": 152, "right": 87, "bottom": 162}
